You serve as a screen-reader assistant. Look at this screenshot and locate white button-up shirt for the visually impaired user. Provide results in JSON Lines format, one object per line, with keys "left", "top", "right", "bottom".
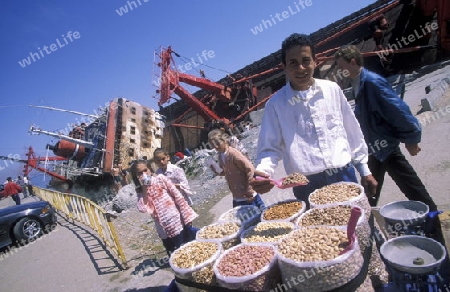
{"left": 156, "top": 163, "right": 193, "bottom": 205}
{"left": 256, "top": 79, "right": 371, "bottom": 177}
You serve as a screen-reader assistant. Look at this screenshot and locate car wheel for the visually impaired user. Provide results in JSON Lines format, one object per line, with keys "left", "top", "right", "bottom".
{"left": 13, "top": 217, "right": 42, "bottom": 243}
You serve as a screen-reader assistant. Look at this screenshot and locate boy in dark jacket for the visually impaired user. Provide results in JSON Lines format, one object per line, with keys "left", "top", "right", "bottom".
{"left": 335, "top": 45, "right": 437, "bottom": 211}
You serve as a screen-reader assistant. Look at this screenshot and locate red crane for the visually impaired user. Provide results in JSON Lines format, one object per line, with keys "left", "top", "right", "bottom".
{"left": 22, "top": 146, "right": 69, "bottom": 182}
{"left": 155, "top": 46, "right": 260, "bottom": 128}
{"left": 0, "top": 147, "right": 71, "bottom": 183}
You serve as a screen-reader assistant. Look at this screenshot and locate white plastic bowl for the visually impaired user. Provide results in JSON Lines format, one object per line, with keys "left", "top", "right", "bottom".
{"left": 379, "top": 200, "right": 429, "bottom": 227}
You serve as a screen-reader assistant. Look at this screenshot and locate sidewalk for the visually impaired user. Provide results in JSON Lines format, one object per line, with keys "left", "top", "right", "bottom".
{"left": 0, "top": 192, "right": 39, "bottom": 208}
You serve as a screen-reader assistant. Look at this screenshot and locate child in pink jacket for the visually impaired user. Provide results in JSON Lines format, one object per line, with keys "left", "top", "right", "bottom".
{"left": 131, "top": 160, "right": 198, "bottom": 256}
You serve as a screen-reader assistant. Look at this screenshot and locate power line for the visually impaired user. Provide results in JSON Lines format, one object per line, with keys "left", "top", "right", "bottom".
{"left": 0, "top": 104, "right": 27, "bottom": 108}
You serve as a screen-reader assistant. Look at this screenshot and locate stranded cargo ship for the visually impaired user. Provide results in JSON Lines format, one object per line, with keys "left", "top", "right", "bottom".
{"left": 26, "top": 98, "right": 164, "bottom": 192}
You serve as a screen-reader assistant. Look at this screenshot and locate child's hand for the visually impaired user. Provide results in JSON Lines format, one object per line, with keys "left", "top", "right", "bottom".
{"left": 210, "top": 165, "right": 223, "bottom": 175}
{"left": 250, "top": 170, "right": 274, "bottom": 194}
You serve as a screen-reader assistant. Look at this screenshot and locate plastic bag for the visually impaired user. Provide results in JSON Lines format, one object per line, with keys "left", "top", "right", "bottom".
{"left": 218, "top": 205, "right": 261, "bottom": 230}
{"left": 276, "top": 226, "right": 364, "bottom": 291}
{"left": 169, "top": 240, "right": 222, "bottom": 292}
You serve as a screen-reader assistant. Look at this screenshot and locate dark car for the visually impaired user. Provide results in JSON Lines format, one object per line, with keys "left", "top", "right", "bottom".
{"left": 0, "top": 201, "right": 57, "bottom": 248}
{"left": 0, "top": 184, "right": 5, "bottom": 199}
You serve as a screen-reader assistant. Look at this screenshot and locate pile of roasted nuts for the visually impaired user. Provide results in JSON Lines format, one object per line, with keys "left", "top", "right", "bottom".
{"left": 282, "top": 172, "right": 309, "bottom": 186}
{"left": 278, "top": 226, "right": 348, "bottom": 262}
{"left": 241, "top": 222, "right": 294, "bottom": 244}
{"left": 171, "top": 241, "right": 219, "bottom": 269}
{"left": 297, "top": 205, "right": 352, "bottom": 227}
{"left": 197, "top": 222, "right": 241, "bottom": 239}
{"left": 192, "top": 265, "right": 216, "bottom": 285}
{"left": 263, "top": 201, "right": 303, "bottom": 220}
{"left": 216, "top": 245, "right": 275, "bottom": 277}
{"left": 309, "top": 183, "right": 361, "bottom": 205}
{"left": 277, "top": 227, "right": 364, "bottom": 291}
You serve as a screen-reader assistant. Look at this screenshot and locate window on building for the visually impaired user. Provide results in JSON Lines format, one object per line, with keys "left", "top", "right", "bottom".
{"left": 130, "top": 126, "right": 136, "bottom": 135}
{"left": 131, "top": 118, "right": 136, "bottom": 123}
{"left": 131, "top": 107, "right": 136, "bottom": 115}
{"left": 130, "top": 139, "right": 135, "bottom": 144}
{"left": 128, "top": 148, "right": 134, "bottom": 157}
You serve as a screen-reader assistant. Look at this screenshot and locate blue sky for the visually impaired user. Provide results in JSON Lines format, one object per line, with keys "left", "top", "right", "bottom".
{"left": 0, "top": 0, "right": 376, "bottom": 183}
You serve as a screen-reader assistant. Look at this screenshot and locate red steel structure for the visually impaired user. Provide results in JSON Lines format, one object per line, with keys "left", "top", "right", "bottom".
{"left": 154, "top": 0, "right": 448, "bottom": 132}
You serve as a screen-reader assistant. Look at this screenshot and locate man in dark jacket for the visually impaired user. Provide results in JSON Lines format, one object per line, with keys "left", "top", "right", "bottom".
{"left": 4, "top": 177, "right": 22, "bottom": 205}
{"left": 334, "top": 45, "right": 437, "bottom": 212}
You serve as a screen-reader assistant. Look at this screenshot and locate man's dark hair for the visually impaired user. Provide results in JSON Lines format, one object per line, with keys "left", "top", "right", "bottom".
{"left": 7, "top": 177, "right": 12, "bottom": 181}
{"left": 153, "top": 148, "right": 169, "bottom": 158}
{"left": 281, "top": 33, "right": 315, "bottom": 65}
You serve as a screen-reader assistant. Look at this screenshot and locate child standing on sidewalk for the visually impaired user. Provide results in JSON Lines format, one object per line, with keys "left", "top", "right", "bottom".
{"left": 153, "top": 148, "right": 194, "bottom": 206}
{"left": 131, "top": 160, "right": 198, "bottom": 256}
{"left": 208, "top": 129, "right": 266, "bottom": 210}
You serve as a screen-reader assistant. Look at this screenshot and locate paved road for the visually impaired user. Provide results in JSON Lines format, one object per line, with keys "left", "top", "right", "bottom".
{"left": 0, "top": 195, "right": 126, "bottom": 292}
{"left": 1, "top": 64, "right": 449, "bottom": 292}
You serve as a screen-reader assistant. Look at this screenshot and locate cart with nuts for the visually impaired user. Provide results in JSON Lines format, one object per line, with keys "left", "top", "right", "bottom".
{"left": 171, "top": 180, "right": 440, "bottom": 291}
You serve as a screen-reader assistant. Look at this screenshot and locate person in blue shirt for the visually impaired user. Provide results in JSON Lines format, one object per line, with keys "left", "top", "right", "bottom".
{"left": 334, "top": 45, "right": 437, "bottom": 211}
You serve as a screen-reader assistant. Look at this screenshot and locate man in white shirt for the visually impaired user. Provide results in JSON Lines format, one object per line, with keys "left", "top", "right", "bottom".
{"left": 22, "top": 175, "right": 29, "bottom": 197}
{"left": 251, "top": 33, "right": 377, "bottom": 207}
